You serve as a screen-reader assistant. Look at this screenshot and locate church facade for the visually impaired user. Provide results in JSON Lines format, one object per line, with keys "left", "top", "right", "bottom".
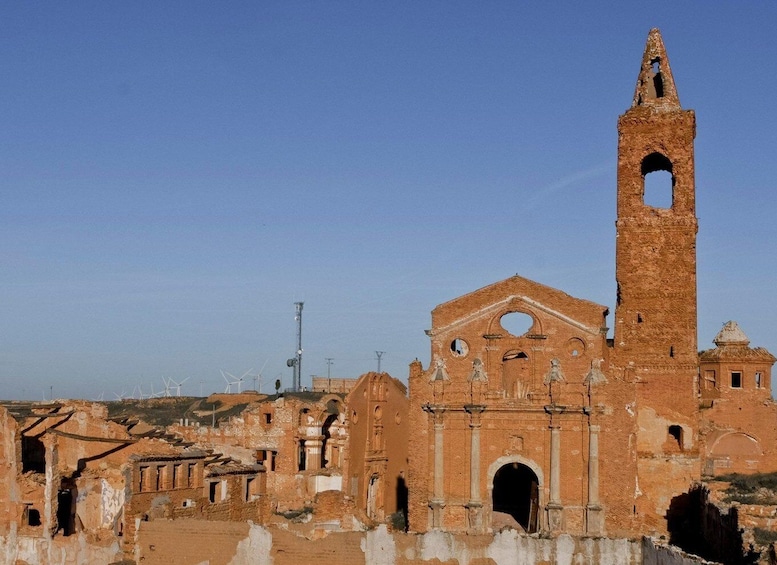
{"left": 406, "top": 29, "right": 777, "bottom": 539}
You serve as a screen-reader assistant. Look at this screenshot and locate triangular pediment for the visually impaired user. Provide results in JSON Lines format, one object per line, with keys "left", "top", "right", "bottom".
{"left": 430, "top": 274, "right": 607, "bottom": 337}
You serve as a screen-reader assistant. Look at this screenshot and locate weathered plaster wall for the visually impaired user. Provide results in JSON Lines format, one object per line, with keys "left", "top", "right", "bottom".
{"left": 0, "top": 531, "right": 122, "bottom": 565}
{"left": 134, "top": 521, "right": 654, "bottom": 565}
{"left": 0, "top": 522, "right": 715, "bottom": 565}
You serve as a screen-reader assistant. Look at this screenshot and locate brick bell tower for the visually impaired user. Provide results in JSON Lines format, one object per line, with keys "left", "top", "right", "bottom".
{"left": 613, "top": 29, "right": 700, "bottom": 521}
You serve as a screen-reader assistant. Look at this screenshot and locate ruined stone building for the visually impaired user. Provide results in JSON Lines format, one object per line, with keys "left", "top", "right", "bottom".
{"left": 171, "top": 391, "right": 350, "bottom": 512}
{"left": 406, "top": 28, "right": 777, "bottom": 540}
{"left": 2, "top": 27, "right": 777, "bottom": 565}
{"left": 0, "top": 399, "right": 268, "bottom": 562}
{"left": 169, "top": 371, "right": 409, "bottom": 525}
{"left": 700, "top": 321, "right": 777, "bottom": 476}
{"left": 345, "top": 372, "right": 409, "bottom": 525}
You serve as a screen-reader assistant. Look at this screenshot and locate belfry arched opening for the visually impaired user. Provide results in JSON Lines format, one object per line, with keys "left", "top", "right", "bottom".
{"left": 492, "top": 462, "right": 540, "bottom": 533}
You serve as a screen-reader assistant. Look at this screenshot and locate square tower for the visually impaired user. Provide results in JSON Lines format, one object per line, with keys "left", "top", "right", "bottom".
{"left": 613, "top": 29, "right": 700, "bottom": 523}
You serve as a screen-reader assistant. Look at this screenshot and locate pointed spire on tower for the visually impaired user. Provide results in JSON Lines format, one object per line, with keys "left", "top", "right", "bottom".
{"left": 632, "top": 28, "right": 681, "bottom": 110}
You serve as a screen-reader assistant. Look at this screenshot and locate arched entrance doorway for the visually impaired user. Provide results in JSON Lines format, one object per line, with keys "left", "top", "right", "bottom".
{"left": 492, "top": 462, "right": 540, "bottom": 533}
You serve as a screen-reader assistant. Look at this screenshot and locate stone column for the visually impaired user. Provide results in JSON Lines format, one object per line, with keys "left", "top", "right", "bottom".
{"left": 464, "top": 404, "right": 485, "bottom": 533}
{"left": 586, "top": 424, "right": 604, "bottom": 534}
{"left": 547, "top": 423, "right": 563, "bottom": 531}
{"left": 426, "top": 405, "right": 446, "bottom": 528}
{"left": 43, "top": 434, "right": 58, "bottom": 538}
{"left": 305, "top": 436, "right": 324, "bottom": 471}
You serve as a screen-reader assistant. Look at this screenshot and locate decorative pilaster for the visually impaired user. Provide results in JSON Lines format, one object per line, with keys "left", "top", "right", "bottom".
{"left": 464, "top": 404, "right": 486, "bottom": 533}
{"left": 586, "top": 424, "right": 604, "bottom": 534}
{"left": 423, "top": 404, "right": 446, "bottom": 528}
{"left": 544, "top": 405, "right": 564, "bottom": 532}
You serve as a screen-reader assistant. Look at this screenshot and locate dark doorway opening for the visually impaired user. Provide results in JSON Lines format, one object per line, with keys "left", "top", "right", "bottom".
{"left": 22, "top": 436, "right": 46, "bottom": 473}
{"left": 492, "top": 462, "right": 540, "bottom": 533}
{"left": 57, "top": 489, "right": 75, "bottom": 536}
{"left": 321, "top": 412, "right": 338, "bottom": 468}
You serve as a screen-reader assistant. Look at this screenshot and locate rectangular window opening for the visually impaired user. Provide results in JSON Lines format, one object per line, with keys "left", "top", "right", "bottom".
{"left": 139, "top": 466, "right": 149, "bottom": 492}
{"left": 731, "top": 371, "right": 742, "bottom": 388}
{"left": 298, "top": 442, "right": 306, "bottom": 471}
{"left": 704, "top": 370, "right": 717, "bottom": 390}
{"left": 245, "top": 477, "right": 255, "bottom": 501}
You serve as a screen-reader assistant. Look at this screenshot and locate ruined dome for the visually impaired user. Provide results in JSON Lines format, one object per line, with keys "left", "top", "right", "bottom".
{"left": 713, "top": 321, "right": 750, "bottom": 347}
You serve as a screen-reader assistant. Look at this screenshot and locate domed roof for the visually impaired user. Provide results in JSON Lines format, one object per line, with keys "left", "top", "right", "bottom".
{"left": 713, "top": 321, "right": 750, "bottom": 346}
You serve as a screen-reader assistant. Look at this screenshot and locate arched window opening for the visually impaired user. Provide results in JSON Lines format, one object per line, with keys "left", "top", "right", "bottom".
{"left": 641, "top": 152, "right": 674, "bottom": 209}
{"left": 492, "top": 463, "right": 540, "bottom": 533}
{"left": 566, "top": 338, "right": 585, "bottom": 358}
{"left": 502, "top": 351, "right": 530, "bottom": 399}
{"left": 650, "top": 58, "right": 664, "bottom": 98}
{"left": 499, "top": 312, "right": 534, "bottom": 337}
{"left": 321, "top": 412, "right": 338, "bottom": 468}
{"left": 326, "top": 398, "right": 342, "bottom": 415}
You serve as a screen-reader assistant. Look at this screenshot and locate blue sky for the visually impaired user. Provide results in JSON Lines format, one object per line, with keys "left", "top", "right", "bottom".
{"left": 2, "top": 3, "right": 776, "bottom": 400}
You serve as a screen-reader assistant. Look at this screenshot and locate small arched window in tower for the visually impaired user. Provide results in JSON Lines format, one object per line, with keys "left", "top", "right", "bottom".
{"left": 667, "top": 425, "right": 683, "bottom": 451}
{"left": 642, "top": 152, "right": 674, "bottom": 209}
{"left": 650, "top": 58, "right": 664, "bottom": 98}
{"left": 637, "top": 313, "right": 643, "bottom": 323}
{"left": 669, "top": 345, "right": 674, "bottom": 358}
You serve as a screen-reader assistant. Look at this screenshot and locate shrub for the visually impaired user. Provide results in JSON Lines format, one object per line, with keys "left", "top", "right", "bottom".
{"left": 275, "top": 506, "right": 313, "bottom": 522}
{"left": 753, "top": 528, "right": 777, "bottom": 546}
{"left": 388, "top": 511, "right": 406, "bottom": 532}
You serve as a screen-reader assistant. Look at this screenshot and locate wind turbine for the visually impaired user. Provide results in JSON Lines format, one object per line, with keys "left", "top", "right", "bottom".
{"left": 221, "top": 370, "right": 237, "bottom": 393}
{"left": 148, "top": 382, "right": 162, "bottom": 398}
{"left": 161, "top": 377, "right": 174, "bottom": 397}
{"left": 253, "top": 359, "right": 269, "bottom": 393}
{"left": 221, "top": 369, "right": 251, "bottom": 393}
{"left": 169, "top": 377, "right": 189, "bottom": 397}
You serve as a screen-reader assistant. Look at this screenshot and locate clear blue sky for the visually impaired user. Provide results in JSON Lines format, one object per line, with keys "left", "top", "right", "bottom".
{"left": 2, "top": 3, "right": 776, "bottom": 400}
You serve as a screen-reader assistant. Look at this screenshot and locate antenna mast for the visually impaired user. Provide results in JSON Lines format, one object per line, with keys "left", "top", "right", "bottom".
{"left": 294, "top": 302, "right": 304, "bottom": 391}
{"left": 375, "top": 351, "right": 385, "bottom": 373}
{"left": 325, "top": 357, "right": 334, "bottom": 392}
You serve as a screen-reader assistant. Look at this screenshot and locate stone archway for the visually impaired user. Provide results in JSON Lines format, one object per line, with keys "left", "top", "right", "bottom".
{"left": 487, "top": 456, "right": 543, "bottom": 533}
